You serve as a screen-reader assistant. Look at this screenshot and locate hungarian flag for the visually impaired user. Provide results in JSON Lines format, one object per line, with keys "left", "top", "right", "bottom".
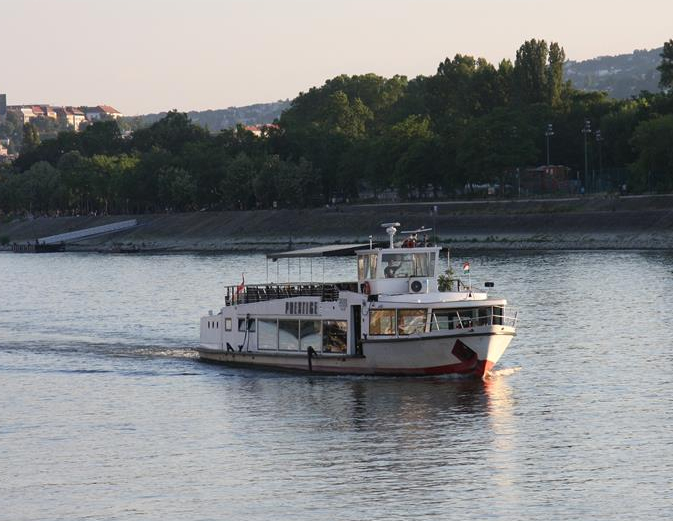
{"left": 236, "top": 273, "right": 245, "bottom": 294}
{"left": 462, "top": 262, "right": 470, "bottom": 274}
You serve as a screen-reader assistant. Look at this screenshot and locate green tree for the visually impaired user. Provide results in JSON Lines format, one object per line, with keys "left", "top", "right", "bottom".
{"left": 514, "top": 39, "right": 549, "bottom": 105}
{"left": 456, "top": 107, "right": 539, "bottom": 191}
{"left": 21, "top": 123, "right": 41, "bottom": 154}
{"left": 157, "top": 166, "right": 197, "bottom": 211}
{"left": 547, "top": 42, "right": 566, "bottom": 106}
{"left": 658, "top": 39, "right": 673, "bottom": 90}
{"left": 58, "top": 151, "right": 91, "bottom": 213}
{"left": 630, "top": 114, "right": 673, "bottom": 191}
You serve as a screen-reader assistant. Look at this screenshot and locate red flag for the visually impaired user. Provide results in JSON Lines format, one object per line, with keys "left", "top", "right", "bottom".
{"left": 236, "top": 273, "right": 245, "bottom": 294}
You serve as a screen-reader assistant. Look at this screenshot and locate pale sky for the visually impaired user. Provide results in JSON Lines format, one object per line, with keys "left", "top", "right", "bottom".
{"left": 2, "top": 0, "right": 671, "bottom": 115}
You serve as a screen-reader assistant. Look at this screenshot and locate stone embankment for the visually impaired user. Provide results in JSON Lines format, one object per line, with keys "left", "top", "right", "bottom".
{"left": 2, "top": 195, "right": 673, "bottom": 252}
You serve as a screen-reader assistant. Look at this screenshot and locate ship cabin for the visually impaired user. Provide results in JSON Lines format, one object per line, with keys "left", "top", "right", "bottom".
{"left": 355, "top": 245, "right": 441, "bottom": 297}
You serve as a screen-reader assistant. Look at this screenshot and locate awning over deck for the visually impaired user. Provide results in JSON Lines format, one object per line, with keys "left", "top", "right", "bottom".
{"left": 267, "top": 243, "right": 371, "bottom": 260}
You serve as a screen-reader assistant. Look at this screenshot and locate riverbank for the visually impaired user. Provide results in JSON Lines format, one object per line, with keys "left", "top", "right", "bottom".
{"left": 2, "top": 194, "right": 673, "bottom": 252}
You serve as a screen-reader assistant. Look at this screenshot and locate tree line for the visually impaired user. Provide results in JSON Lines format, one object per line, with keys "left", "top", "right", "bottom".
{"left": 1, "top": 38, "right": 672, "bottom": 216}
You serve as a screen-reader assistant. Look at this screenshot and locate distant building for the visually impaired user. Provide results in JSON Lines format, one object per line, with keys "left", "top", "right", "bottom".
{"left": 1, "top": 99, "right": 121, "bottom": 130}
{"left": 83, "top": 105, "right": 123, "bottom": 121}
{"left": 18, "top": 106, "right": 36, "bottom": 124}
{"left": 38, "top": 105, "right": 58, "bottom": 120}
{"left": 521, "top": 165, "right": 573, "bottom": 194}
{"left": 56, "top": 106, "right": 86, "bottom": 129}
{"left": 244, "top": 123, "right": 280, "bottom": 137}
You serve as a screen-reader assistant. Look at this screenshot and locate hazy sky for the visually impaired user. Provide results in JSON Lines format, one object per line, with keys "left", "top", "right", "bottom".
{"left": 3, "top": 0, "right": 671, "bottom": 115}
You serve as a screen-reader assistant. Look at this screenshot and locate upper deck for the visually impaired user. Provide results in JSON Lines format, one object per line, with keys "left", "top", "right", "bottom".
{"left": 227, "top": 223, "right": 491, "bottom": 306}
{"left": 225, "top": 281, "right": 358, "bottom": 306}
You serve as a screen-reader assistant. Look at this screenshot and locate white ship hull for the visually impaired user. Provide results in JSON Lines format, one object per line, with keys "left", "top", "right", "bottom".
{"left": 198, "top": 327, "right": 514, "bottom": 378}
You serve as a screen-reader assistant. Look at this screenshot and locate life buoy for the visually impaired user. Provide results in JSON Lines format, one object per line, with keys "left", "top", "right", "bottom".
{"left": 363, "top": 281, "right": 371, "bottom": 295}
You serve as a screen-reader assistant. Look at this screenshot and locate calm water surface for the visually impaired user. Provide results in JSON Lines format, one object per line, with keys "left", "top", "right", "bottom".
{"left": 1, "top": 250, "right": 672, "bottom": 520}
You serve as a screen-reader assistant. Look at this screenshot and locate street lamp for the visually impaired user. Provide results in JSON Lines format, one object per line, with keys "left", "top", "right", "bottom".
{"left": 595, "top": 130, "right": 603, "bottom": 192}
{"left": 581, "top": 119, "right": 592, "bottom": 193}
{"left": 545, "top": 123, "right": 554, "bottom": 166}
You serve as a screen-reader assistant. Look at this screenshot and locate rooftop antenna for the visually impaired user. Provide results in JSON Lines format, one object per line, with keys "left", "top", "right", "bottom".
{"left": 381, "top": 222, "right": 400, "bottom": 249}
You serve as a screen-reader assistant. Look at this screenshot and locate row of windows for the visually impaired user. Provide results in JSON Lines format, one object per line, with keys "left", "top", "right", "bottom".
{"left": 233, "top": 317, "right": 348, "bottom": 353}
{"left": 369, "top": 307, "right": 505, "bottom": 336}
{"left": 206, "top": 320, "right": 220, "bottom": 329}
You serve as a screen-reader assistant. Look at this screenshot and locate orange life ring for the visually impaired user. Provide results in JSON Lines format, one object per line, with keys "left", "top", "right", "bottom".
{"left": 363, "top": 281, "right": 371, "bottom": 295}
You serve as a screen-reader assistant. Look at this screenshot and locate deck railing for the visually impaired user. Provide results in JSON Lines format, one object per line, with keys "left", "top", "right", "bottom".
{"left": 431, "top": 307, "right": 519, "bottom": 331}
{"left": 225, "top": 282, "right": 359, "bottom": 306}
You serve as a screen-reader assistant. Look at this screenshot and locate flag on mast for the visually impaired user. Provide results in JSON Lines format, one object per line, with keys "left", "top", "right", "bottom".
{"left": 462, "top": 262, "right": 470, "bottom": 274}
{"left": 236, "top": 273, "right": 245, "bottom": 295}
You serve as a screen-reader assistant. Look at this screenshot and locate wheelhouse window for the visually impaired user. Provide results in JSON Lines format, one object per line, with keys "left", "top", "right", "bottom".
{"left": 397, "top": 309, "right": 426, "bottom": 335}
{"left": 357, "top": 254, "right": 378, "bottom": 280}
{"left": 258, "top": 319, "right": 277, "bottom": 350}
{"left": 323, "top": 320, "right": 347, "bottom": 353}
{"left": 224, "top": 318, "right": 232, "bottom": 331}
{"left": 300, "top": 320, "right": 322, "bottom": 351}
{"left": 369, "top": 309, "right": 396, "bottom": 335}
{"left": 278, "top": 320, "right": 300, "bottom": 350}
{"left": 381, "top": 252, "right": 435, "bottom": 278}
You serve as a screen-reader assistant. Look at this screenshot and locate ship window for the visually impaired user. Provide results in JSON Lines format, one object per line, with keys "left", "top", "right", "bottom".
{"left": 492, "top": 306, "right": 503, "bottom": 326}
{"left": 477, "top": 307, "right": 489, "bottom": 326}
{"left": 238, "top": 318, "right": 256, "bottom": 332}
{"left": 357, "top": 254, "right": 378, "bottom": 280}
{"left": 258, "top": 319, "right": 277, "bottom": 350}
{"left": 300, "top": 320, "right": 321, "bottom": 351}
{"left": 369, "top": 309, "right": 396, "bottom": 335}
{"left": 381, "top": 253, "right": 435, "bottom": 278}
{"left": 225, "top": 318, "right": 232, "bottom": 331}
{"left": 430, "top": 309, "right": 459, "bottom": 330}
{"left": 278, "top": 320, "right": 300, "bottom": 350}
{"left": 398, "top": 309, "right": 426, "bottom": 335}
{"left": 358, "top": 256, "right": 366, "bottom": 280}
{"left": 369, "top": 254, "right": 378, "bottom": 279}
{"left": 323, "top": 320, "right": 347, "bottom": 353}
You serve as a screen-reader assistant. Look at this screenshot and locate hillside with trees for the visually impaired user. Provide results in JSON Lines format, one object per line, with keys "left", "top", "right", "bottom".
{"left": 564, "top": 47, "right": 664, "bottom": 99}
{"left": 122, "top": 101, "right": 291, "bottom": 132}
{"left": 1, "top": 38, "right": 672, "bottom": 217}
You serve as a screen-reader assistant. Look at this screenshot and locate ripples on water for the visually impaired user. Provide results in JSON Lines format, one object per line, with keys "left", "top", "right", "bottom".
{"left": 1, "top": 250, "right": 672, "bottom": 520}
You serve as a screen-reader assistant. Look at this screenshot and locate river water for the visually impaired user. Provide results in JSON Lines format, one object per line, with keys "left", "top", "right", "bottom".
{"left": 1, "top": 249, "right": 672, "bottom": 520}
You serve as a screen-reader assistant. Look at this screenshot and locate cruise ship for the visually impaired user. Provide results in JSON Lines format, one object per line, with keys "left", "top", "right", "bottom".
{"left": 198, "top": 223, "right": 518, "bottom": 378}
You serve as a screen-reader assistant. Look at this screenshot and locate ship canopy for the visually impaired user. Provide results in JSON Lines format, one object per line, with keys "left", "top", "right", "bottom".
{"left": 267, "top": 243, "right": 370, "bottom": 261}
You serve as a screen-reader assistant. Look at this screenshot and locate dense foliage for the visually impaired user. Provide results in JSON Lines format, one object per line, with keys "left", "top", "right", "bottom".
{"left": 1, "top": 39, "right": 672, "bottom": 215}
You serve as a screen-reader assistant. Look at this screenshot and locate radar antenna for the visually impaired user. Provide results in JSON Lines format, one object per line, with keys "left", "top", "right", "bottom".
{"left": 381, "top": 222, "right": 401, "bottom": 248}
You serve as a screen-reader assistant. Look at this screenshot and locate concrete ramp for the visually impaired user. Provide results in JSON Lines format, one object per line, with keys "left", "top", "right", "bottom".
{"left": 39, "top": 219, "right": 138, "bottom": 244}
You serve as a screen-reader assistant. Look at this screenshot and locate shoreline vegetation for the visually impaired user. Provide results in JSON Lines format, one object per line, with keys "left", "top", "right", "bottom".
{"left": 2, "top": 194, "right": 672, "bottom": 252}
{"left": 1, "top": 39, "right": 672, "bottom": 220}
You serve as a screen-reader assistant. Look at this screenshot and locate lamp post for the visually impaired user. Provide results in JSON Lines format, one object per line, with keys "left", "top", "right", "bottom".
{"left": 545, "top": 123, "right": 554, "bottom": 166}
{"left": 581, "top": 119, "right": 592, "bottom": 193}
{"left": 595, "top": 130, "right": 603, "bottom": 192}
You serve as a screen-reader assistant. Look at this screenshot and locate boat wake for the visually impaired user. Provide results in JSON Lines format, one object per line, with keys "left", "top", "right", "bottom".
{"left": 490, "top": 366, "right": 522, "bottom": 377}
{"left": 0, "top": 340, "right": 199, "bottom": 360}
